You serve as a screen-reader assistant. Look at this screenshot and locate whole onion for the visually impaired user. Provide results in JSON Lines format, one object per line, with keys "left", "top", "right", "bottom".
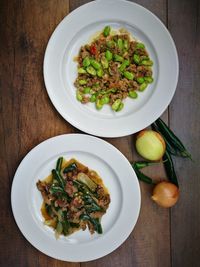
{"left": 152, "top": 181, "right": 179, "bottom": 208}
{"left": 136, "top": 130, "right": 166, "bottom": 161}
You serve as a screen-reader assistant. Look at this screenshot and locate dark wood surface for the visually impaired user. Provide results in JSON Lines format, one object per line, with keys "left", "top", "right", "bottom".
{"left": 0, "top": 0, "right": 199, "bottom": 266}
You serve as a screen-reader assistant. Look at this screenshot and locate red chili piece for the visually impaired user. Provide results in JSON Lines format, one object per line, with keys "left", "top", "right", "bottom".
{"left": 90, "top": 44, "right": 96, "bottom": 55}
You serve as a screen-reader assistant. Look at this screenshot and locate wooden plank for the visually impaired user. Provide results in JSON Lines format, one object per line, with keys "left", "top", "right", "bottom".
{"left": 0, "top": 0, "right": 79, "bottom": 266}
{"left": 168, "top": 0, "right": 200, "bottom": 266}
{"left": 74, "top": 1, "right": 170, "bottom": 267}
{"left": 69, "top": 0, "right": 92, "bottom": 10}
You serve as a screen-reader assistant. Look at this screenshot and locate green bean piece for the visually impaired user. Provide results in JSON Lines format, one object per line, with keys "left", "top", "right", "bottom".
{"left": 90, "top": 94, "right": 96, "bottom": 102}
{"left": 124, "top": 71, "right": 134, "bottom": 80}
{"left": 80, "top": 214, "right": 102, "bottom": 234}
{"left": 141, "top": 60, "right": 153, "bottom": 66}
{"left": 93, "top": 82, "right": 100, "bottom": 88}
{"left": 136, "top": 77, "right": 145, "bottom": 84}
{"left": 83, "top": 195, "right": 103, "bottom": 213}
{"left": 86, "top": 205, "right": 103, "bottom": 213}
{"left": 103, "top": 25, "right": 111, "bottom": 37}
{"left": 113, "top": 54, "right": 124, "bottom": 62}
{"left": 139, "top": 82, "right": 148, "bottom": 91}
{"left": 57, "top": 209, "right": 64, "bottom": 222}
{"left": 107, "top": 88, "right": 117, "bottom": 93}
{"left": 62, "top": 220, "right": 70, "bottom": 235}
{"left": 56, "top": 157, "right": 63, "bottom": 172}
{"left": 97, "top": 68, "right": 104, "bottom": 77}
{"left": 83, "top": 57, "right": 90, "bottom": 67}
{"left": 45, "top": 204, "right": 53, "bottom": 216}
{"left": 117, "top": 38, "right": 124, "bottom": 50}
{"left": 105, "top": 50, "right": 113, "bottom": 61}
{"left": 100, "top": 95, "right": 110, "bottom": 105}
{"left": 144, "top": 76, "right": 154, "bottom": 83}
{"left": 49, "top": 185, "right": 65, "bottom": 195}
{"left": 97, "top": 90, "right": 106, "bottom": 95}
{"left": 89, "top": 88, "right": 95, "bottom": 94}
{"left": 96, "top": 99, "right": 103, "bottom": 110}
{"left": 101, "top": 56, "right": 109, "bottom": 69}
{"left": 140, "top": 56, "right": 149, "bottom": 61}
{"left": 83, "top": 87, "right": 91, "bottom": 94}
{"left": 63, "top": 163, "right": 77, "bottom": 174}
{"left": 86, "top": 66, "right": 96, "bottom": 76}
{"left": 90, "top": 59, "right": 101, "bottom": 70}
{"left": 78, "top": 67, "right": 86, "bottom": 74}
{"left": 128, "top": 91, "right": 138, "bottom": 98}
{"left": 73, "top": 180, "right": 98, "bottom": 198}
{"left": 76, "top": 91, "right": 83, "bottom": 101}
{"left": 50, "top": 185, "right": 70, "bottom": 201}
{"left": 116, "top": 102, "right": 124, "bottom": 111}
{"left": 136, "top": 43, "right": 145, "bottom": 49}
{"left": 52, "top": 169, "right": 65, "bottom": 189}
{"left": 124, "top": 59, "right": 130, "bottom": 66}
{"left": 111, "top": 99, "right": 121, "bottom": 111}
{"left": 119, "top": 59, "right": 130, "bottom": 72}
{"left": 133, "top": 54, "right": 140, "bottom": 64}
{"left": 108, "top": 67, "right": 113, "bottom": 76}
{"left": 107, "top": 40, "right": 115, "bottom": 48}
{"left": 123, "top": 40, "right": 129, "bottom": 50}
{"left": 79, "top": 79, "right": 87, "bottom": 85}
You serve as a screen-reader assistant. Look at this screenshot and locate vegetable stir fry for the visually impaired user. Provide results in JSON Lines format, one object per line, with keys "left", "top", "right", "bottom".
{"left": 37, "top": 157, "right": 110, "bottom": 238}
{"left": 74, "top": 26, "right": 154, "bottom": 111}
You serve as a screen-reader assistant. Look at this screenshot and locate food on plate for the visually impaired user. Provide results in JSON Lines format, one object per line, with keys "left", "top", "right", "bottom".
{"left": 74, "top": 25, "right": 153, "bottom": 111}
{"left": 136, "top": 130, "right": 166, "bottom": 161}
{"left": 37, "top": 157, "right": 110, "bottom": 238}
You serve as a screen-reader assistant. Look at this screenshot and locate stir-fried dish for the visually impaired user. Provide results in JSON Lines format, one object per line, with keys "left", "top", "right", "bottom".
{"left": 37, "top": 157, "right": 110, "bottom": 238}
{"left": 74, "top": 25, "right": 154, "bottom": 111}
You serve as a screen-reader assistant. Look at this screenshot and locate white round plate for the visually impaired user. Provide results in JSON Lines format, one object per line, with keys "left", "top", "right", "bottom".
{"left": 11, "top": 134, "right": 141, "bottom": 262}
{"left": 44, "top": 0, "right": 178, "bottom": 138}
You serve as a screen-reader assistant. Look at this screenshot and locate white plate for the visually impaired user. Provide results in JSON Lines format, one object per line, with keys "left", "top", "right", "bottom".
{"left": 11, "top": 134, "right": 141, "bottom": 262}
{"left": 44, "top": 0, "right": 178, "bottom": 138}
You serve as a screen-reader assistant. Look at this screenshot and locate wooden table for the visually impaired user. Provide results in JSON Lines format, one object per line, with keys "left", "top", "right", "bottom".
{"left": 0, "top": 0, "right": 199, "bottom": 266}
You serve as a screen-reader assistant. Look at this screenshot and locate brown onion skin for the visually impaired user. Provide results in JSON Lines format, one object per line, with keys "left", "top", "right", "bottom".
{"left": 151, "top": 181, "right": 179, "bottom": 208}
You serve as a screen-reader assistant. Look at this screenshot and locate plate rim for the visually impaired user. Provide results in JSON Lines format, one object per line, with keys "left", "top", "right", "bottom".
{"left": 11, "top": 133, "right": 141, "bottom": 262}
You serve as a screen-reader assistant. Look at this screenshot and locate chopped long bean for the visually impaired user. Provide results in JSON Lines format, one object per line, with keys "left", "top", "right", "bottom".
{"left": 52, "top": 169, "right": 65, "bottom": 189}
{"left": 56, "top": 157, "right": 63, "bottom": 172}
{"left": 63, "top": 163, "right": 77, "bottom": 174}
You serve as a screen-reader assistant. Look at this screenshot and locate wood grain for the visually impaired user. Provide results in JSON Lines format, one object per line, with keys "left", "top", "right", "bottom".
{"left": 0, "top": 0, "right": 199, "bottom": 266}
{"left": 168, "top": 0, "right": 200, "bottom": 266}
